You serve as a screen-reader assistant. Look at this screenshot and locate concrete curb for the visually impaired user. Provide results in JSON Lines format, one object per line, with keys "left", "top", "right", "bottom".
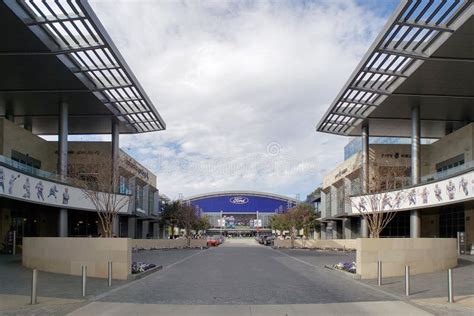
{"left": 129, "top": 265, "right": 163, "bottom": 281}
{"left": 324, "top": 264, "right": 360, "bottom": 279}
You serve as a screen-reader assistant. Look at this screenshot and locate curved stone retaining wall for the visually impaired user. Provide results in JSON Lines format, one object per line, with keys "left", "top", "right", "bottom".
{"left": 132, "top": 238, "right": 207, "bottom": 250}
{"left": 273, "top": 239, "right": 356, "bottom": 250}
{"left": 356, "top": 238, "right": 457, "bottom": 279}
{"left": 23, "top": 237, "right": 131, "bottom": 280}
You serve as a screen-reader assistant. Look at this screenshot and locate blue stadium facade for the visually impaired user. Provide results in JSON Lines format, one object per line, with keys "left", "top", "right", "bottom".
{"left": 185, "top": 191, "right": 298, "bottom": 234}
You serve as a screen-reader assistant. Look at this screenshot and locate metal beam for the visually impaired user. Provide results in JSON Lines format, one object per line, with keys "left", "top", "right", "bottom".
{"left": 326, "top": 120, "right": 357, "bottom": 128}
{"left": 104, "top": 97, "right": 144, "bottom": 104}
{"left": 116, "top": 110, "right": 151, "bottom": 116}
{"left": 362, "top": 67, "right": 408, "bottom": 78}
{"left": 396, "top": 20, "right": 454, "bottom": 33}
{"left": 350, "top": 86, "right": 391, "bottom": 96}
{"left": 332, "top": 110, "right": 366, "bottom": 119}
{"left": 91, "top": 84, "right": 134, "bottom": 92}
{"left": 339, "top": 99, "right": 379, "bottom": 108}
{"left": 0, "top": 89, "right": 89, "bottom": 93}
{"left": 25, "top": 14, "right": 87, "bottom": 26}
{"left": 392, "top": 92, "right": 474, "bottom": 99}
{"left": 379, "top": 48, "right": 474, "bottom": 63}
{"left": 71, "top": 64, "right": 122, "bottom": 73}
{"left": 0, "top": 44, "right": 106, "bottom": 56}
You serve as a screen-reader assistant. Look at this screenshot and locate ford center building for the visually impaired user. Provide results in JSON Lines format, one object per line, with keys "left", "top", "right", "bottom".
{"left": 185, "top": 191, "right": 298, "bottom": 236}
{"left": 316, "top": 0, "right": 474, "bottom": 251}
{"left": 0, "top": 0, "right": 165, "bottom": 251}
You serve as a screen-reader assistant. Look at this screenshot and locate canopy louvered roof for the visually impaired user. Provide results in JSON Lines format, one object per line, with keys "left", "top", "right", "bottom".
{"left": 317, "top": 0, "right": 473, "bottom": 138}
{"left": 0, "top": 0, "right": 165, "bottom": 134}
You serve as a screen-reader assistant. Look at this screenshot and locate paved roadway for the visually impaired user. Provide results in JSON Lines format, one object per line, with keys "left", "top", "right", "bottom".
{"left": 69, "top": 239, "right": 435, "bottom": 315}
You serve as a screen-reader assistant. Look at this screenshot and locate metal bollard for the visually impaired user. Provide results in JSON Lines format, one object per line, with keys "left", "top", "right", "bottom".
{"left": 107, "top": 261, "right": 112, "bottom": 287}
{"left": 12, "top": 231, "right": 16, "bottom": 256}
{"left": 377, "top": 261, "right": 382, "bottom": 286}
{"left": 81, "top": 266, "right": 87, "bottom": 297}
{"left": 30, "top": 269, "right": 37, "bottom": 305}
{"left": 405, "top": 266, "right": 410, "bottom": 296}
{"left": 448, "top": 268, "right": 454, "bottom": 303}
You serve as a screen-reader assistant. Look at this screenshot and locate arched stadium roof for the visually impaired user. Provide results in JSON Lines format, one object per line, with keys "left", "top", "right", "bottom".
{"left": 185, "top": 191, "right": 299, "bottom": 203}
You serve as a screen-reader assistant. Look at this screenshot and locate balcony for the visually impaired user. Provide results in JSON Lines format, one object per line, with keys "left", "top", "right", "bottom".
{"left": 0, "top": 155, "right": 64, "bottom": 183}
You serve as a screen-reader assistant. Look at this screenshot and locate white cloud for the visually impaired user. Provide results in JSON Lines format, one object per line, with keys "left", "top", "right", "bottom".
{"left": 90, "top": 0, "right": 388, "bottom": 200}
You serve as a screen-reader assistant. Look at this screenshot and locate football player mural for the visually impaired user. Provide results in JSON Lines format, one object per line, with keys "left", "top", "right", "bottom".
{"left": 0, "top": 167, "right": 4, "bottom": 193}
{"left": 434, "top": 184, "right": 443, "bottom": 202}
{"left": 62, "top": 187, "right": 70, "bottom": 205}
{"left": 35, "top": 181, "right": 44, "bottom": 201}
{"left": 408, "top": 188, "right": 416, "bottom": 205}
{"left": 446, "top": 180, "right": 456, "bottom": 200}
{"left": 48, "top": 184, "right": 59, "bottom": 199}
{"left": 8, "top": 174, "right": 20, "bottom": 194}
{"left": 23, "top": 177, "right": 30, "bottom": 199}
{"left": 459, "top": 177, "right": 468, "bottom": 196}
{"left": 421, "top": 187, "right": 429, "bottom": 204}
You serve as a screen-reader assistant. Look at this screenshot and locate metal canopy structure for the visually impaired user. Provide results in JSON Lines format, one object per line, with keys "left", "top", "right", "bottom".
{"left": 0, "top": 0, "right": 165, "bottom": 134}
{"left": 316, "top": 0, "right": 473, "bottom": 138}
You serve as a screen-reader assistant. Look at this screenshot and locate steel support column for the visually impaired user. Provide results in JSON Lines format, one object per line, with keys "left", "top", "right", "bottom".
{"left": 58, "top": 102, "right": 68, "bottom": 237}
{"left": 410, "top": 105, "right": 421, "bottom": 238}
{"left": 361, "top": 123, "right": 369, "bottom": 193}
{"left": 111, "top": 120, "right": 120, "bottom": 186}
{"left": 361, "top": 217, "right": 369, "bottom": 238}
{"left": 361, "top": 123, "right": 369, "bottom": 238}
{"left": 111, "top": 120, "right": 120, "bottom": 236}
{"left": 321, "top": 223, "right": 327, "bottom": 240}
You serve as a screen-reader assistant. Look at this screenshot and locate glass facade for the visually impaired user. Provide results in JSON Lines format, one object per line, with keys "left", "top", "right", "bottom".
{"left": 136, "top": 184, "right": 143, "bottom": 210}
{"left": 381, "top": 212, "right": 410, "bottom": 238}
{"left": 439, "top": 207, "right": 465, "bottom": 238}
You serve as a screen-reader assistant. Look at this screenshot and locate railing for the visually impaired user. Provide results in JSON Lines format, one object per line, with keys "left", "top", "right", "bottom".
{"left": 421, "top": 160, "right": 474, "bottom": 184}
{"left": 0, "top": 155, "right": 65, "bottom": 183}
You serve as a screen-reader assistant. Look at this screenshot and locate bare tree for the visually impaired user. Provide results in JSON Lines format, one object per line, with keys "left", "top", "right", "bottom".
{"left": 176, "top": 202, "right": 198, "bottom": 247}
{"left": 69, "top": 154, "right": 130, "bottom": 238}
{"left": 271, "top": 204, "right": 316, "bottom": 247}
{"left": 350, "top": 152, "right": 410, "bottom": 238}
{"left": 193, "top": 215, "right": 211, "bottom": 235}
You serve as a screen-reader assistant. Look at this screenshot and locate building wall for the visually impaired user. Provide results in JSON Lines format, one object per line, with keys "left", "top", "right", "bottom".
{"left": 423, "top": 123, "right": 474, "bottom": 175}
{"left": 0, "top": 119, "right": 55, "bottom": 172}
{"left": 356, "top": 238, "right": 457, "bottom": 279}
{"left": 23, "top": 237, "right": 132, "bottom": 280}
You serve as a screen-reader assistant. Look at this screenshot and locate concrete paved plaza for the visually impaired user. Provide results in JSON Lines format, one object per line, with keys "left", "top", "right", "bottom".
{"left": 1, "top": 239, "right": 473, "bottom": 315}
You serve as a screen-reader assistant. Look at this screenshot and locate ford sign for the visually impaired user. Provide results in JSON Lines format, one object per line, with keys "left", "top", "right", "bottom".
{"left": 230, "top": 196, "right": 249, "bottom": 204}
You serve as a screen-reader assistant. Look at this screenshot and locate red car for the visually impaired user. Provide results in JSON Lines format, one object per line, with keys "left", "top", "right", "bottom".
{"left": 207, "top": 235, "right": 220, "bottom": 247}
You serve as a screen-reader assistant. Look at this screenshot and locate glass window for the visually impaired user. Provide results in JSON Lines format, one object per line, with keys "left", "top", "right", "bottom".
{"left": 439, "top": 207, "right": 465, "bottom": 238}
{"left": 136, "top": 185, "right": 143, "bottom": 210}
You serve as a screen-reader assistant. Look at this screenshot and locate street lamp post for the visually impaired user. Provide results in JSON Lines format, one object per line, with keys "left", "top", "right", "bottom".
{"left": 220, "top": 210, "right": 223, "bottom": 236}
{"left": 256, "top": 211, "right": 259, "bottom": 237}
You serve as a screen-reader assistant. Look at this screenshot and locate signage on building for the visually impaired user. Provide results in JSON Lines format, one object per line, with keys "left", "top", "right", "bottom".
{"left": 381, "top": 152, "right": 411, "bottom": 159}
{"left": 119, "top": 152, "right": 155, "bottom": 186}
{"left": 335, "top": 168, "right": 348, "bottom": 179}
{"left": 123, "top": 157, "right": 149, "bottom": 181}
{"left": 351, "top": 171, "right": 474, "bottom": 214}
{"left": 230, "top": 196, "right": 249, "bottom": 204}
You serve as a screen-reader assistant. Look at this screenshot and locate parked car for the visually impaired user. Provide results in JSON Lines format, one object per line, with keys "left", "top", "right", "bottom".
{"left": 259, "top": 235, "right": 272, "bottom": 245}
{"left": 255, "top": 236, "right": 263, "bottom": 244}
{"left": 207, "top": 235, "right": 221, "bottom": 247}
{"left": 264, "top": 236, "right": 276, "bottom": 246}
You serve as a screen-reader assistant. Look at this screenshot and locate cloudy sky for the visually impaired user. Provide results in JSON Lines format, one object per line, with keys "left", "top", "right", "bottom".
{"left": 89, "top": 0, "right": 399, "bottom": 200}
